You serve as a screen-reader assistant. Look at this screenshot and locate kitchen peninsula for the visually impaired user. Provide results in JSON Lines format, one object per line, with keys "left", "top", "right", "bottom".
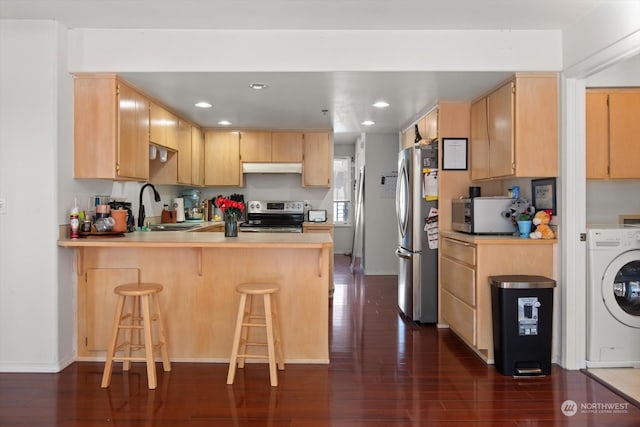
{"left": 58, "top": 232, "right": 333, "bottom": 363}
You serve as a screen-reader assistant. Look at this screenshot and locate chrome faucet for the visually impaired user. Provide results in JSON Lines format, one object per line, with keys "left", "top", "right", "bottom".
{"left": 138, "top": 183, "right": 161, "bottom": 228}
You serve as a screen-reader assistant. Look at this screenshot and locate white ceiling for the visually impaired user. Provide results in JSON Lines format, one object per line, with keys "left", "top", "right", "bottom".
{"left": 0, "top": 0, "right": 618, "bottom": 144}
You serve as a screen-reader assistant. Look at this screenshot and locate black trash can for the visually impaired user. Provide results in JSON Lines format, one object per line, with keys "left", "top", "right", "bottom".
{"left": 490, "top": 275, "right": 556, "bottom": 376}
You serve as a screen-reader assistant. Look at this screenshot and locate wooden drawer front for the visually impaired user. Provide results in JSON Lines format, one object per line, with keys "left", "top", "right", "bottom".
{"left": 441, "top": 238, "right": 476, "bottom": 266}
{"left": 442, "top": 290, "right": 476, "bottom": 346}
{"left": 441, "top": 257, "right": 476, "bottom": 307}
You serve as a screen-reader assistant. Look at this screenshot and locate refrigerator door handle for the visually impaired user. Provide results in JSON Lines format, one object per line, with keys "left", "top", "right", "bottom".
{"left": 396, "top": 158, "right": 409, "bottom": 239}
{"left": 396, "top": 248, "right": 412, "bottom": 259}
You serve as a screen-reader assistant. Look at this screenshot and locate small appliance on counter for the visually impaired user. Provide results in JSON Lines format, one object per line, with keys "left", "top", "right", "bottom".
{"left": 172, "top": 198, "right": 185, "bottom": 223}
{"left": 182, "top": 189, "right": 203, "bottom": 222}
{"left": 451, "top": 196, "right": 515, "bottom": 235}
{"left": 308, "top": 210, "right": 327, "bottom": 223}
{"left": 108, "top": 200, "right": 135, "bottom": 232}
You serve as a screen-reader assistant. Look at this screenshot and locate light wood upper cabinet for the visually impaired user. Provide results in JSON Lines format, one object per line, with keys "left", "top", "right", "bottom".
{"left": 586, "top": 91, "right": 610, "bottom": 179}
{"left": 74, "top": 75, "right": 149, "bottom": 181}
{"left": 418, "top": 109, "right": 438, "bottom": 142}
{"left": 470, "top": 74, "right": 558, "bottom": 180}
{"left": 303, "top": 132, "right": 332, "bottom": 187}
{"left": 401, "top": 128, "right": 414, "bottom": 149}
{"left": 239, "top": 131, "right": 303, "bottom": 162}
{"left": 239, "top": 131, "right": 272, "bottom": 162}
{"left": 204, "top": 130, "right": 241, "bottom": 186}
{"left": 470, "top": 99, "right": 490, "bottom": 180}
{"left": 191, "top": 127, "right": 205, "bottom": 186}
{"left": 149, "top": 102, "right": 178, "bottom": 150}
{"left": 487, "top": 81, "right": 515, "bottom": 178}
{"left": 587, "top": 89, "right": 640, "bottom": 179}
{"left": 272, "top": 132, "right": 303, "bottom": 162}
{"left": 177, "top": 120, "right": 192, "bottom": 184}
{"left": 609, "top": 91, "right": 640, "bottom": 178}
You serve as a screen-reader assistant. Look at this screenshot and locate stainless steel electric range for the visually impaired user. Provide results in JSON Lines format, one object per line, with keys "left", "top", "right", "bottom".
{"left": 239, "top": 200, "right": 305, "bottom": 233}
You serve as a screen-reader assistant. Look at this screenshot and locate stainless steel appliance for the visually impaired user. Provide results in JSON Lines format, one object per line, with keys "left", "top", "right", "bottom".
{"left": 182, "top": 189, "right": 203, "bottom": 222}
{"left": 451, "top": 196, "right": 515, "bottom": 235}
{"left": 239, "top": 200, "right": 304, "bottom": 233}
{"left": 395, "top": 145, "right": 438, "bottom": 323}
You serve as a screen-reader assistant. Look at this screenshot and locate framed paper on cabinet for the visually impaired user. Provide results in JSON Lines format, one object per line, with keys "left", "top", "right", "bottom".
{"left": 441, "top": 138, "right": 468, "bottom": 171}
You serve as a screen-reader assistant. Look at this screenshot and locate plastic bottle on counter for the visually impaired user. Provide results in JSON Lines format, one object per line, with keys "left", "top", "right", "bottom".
{"left": 512, "top": 185, "right": 520, "bottom": 199}
{"left": 70, "top": 201, "right": 80, "bottom": 239}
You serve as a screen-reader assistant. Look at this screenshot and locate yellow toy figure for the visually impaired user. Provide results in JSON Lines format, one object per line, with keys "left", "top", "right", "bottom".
{"left": 529, "top": 210, "right": 555, "bottom": 239}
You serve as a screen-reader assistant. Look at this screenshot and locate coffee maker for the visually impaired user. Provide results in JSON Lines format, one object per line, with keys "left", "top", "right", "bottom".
{"left": 182, "top": 189, "right": 204, "bottom": 222}
{"left": 108, "top": 200, "right": 135, "bottom": 232}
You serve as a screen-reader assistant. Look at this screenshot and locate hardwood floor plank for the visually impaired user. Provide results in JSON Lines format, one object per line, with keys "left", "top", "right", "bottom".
{"left": 0, "top": 255, "right": 639, "bottom": 426}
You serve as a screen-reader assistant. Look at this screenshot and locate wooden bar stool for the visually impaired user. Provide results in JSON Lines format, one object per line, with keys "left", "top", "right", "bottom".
{"left": 227, "top": 283, "right": 284, "bottom": 387}
{"left": 101, "top": 282, "right": 171, "bottom": 389}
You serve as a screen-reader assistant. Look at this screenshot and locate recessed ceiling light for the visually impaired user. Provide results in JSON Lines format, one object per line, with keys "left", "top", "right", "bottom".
{"left": 249, "top": 83, "right": 268, "bottom": 90}
{"left": 194, "top": 101, "right": 212, "bottom": 108}
{"left": 361, "top": 120, "right": 375, "bottom": 126}
{"left": 373, "top": 101, "right": 390, "bottom": 108}
{"left": 218, "top": 120, "right": 232, "bottom": 126}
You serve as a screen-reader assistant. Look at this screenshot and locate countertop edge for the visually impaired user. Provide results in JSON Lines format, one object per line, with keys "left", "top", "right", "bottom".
{"left": 440, "top": 229, "right": 558, "bottom": 245}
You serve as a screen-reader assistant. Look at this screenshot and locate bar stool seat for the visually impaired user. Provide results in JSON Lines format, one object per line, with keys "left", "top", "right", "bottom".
{"left": 227, "top": 283, "right": 284, "bottom": 386}
{"left": 101, "top": 282, "right": 171, "bottom": 389}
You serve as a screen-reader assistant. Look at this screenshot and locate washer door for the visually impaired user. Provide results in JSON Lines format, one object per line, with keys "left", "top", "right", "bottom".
{"left": 602, "top": 250, "right": 640, "bottom": 328}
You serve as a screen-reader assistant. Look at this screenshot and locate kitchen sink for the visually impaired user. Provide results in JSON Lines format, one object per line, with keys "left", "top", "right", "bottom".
{"left": 148, "top": 223, "right": 201, "bottom": 232}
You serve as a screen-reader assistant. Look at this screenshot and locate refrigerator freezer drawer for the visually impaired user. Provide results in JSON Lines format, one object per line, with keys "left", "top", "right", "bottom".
{"left": 397, "top": 248, "right": 419, "bottom": 320}
{"left": 396, "top": 248, "right": 438, "bottom": 323}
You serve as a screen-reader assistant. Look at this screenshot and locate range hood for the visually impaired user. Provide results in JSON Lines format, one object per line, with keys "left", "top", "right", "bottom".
{"left": 242, "top": 162, "right": 302, "bottom": 174}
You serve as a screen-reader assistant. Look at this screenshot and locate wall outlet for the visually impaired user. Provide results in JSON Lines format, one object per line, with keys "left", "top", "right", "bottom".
{"left": 0, "top": 197, "right": 6, "bottom": 215}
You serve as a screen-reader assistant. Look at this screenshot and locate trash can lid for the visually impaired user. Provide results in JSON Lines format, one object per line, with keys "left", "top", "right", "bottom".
{"left": 489, "top": 275, "right": 556, "bottom": 289}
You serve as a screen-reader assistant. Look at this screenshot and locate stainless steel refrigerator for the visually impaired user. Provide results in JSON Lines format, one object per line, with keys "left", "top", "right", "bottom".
{"left": 395, "top": 145, "right": 438, "bottom": 323}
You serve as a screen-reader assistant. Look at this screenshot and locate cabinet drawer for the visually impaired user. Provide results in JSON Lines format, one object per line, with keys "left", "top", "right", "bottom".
{"left": 442, "top": 290, "right": 476, "bottom": 346}
{"left": 441, "top": 238, "right": 476, "bottom": 266}
{"left": 441, "top": 257, "right": 476, "bottom": 306}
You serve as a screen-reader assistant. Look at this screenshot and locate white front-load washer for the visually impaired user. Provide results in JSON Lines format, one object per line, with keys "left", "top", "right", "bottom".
{"left": 586, "top": 225, "right": 640, "bottom": 368}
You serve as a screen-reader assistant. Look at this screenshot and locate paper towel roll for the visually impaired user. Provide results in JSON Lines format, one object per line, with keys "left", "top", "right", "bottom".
{"left": 172, "top": 198, "right": 185, "bottom": 222}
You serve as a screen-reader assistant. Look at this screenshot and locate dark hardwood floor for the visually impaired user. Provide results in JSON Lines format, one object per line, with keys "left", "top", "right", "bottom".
{"left": 1, "top": 255, "right": 639, "bottom": 426}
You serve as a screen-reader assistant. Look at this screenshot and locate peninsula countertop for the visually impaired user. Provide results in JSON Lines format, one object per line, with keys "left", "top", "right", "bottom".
{"left": 58, "top": 230, "right": 333, "bottom": 249}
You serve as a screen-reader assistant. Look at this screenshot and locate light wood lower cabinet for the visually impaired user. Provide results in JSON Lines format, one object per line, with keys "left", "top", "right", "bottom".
{"left": 440, "top": 234, "right": 555, "bottom": 363}
{"left": 75, "top": 245, "right": 330, "bottom": 362}
{"left": 80, "top": 268, "right": 140, "bottom": 352}
{"left": 303, "top": 222, "right": 334, "bottom": 294}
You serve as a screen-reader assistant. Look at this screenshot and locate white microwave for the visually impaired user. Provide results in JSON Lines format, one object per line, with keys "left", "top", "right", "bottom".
{"left": 451, "top": 197, "right": 515, "bottom": 235}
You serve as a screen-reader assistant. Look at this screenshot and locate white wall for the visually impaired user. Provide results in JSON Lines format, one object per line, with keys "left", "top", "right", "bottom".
{"left": 586, "top": 181, "right": 640, "bottom": 224}
{"left": 67, "top": 29, "right": 562, "bottom": 73}
{"left": 0, "top": 20, "right": 64, "bottom": 371}
{"left": 363, "top": 134, "right": 398, "bottom": 275}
